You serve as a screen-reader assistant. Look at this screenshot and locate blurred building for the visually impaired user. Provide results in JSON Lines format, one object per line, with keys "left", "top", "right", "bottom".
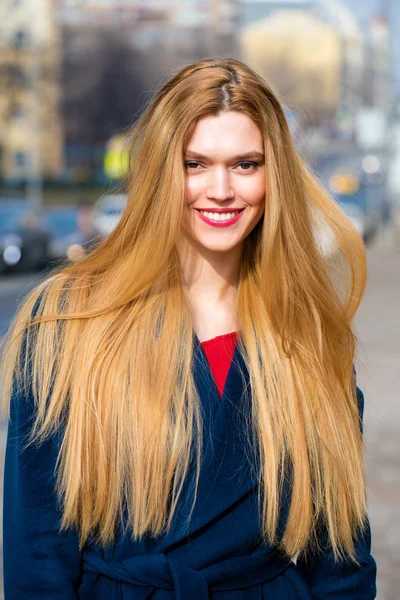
{"left": 0, "top": 0, "right": 64, "bottom": 182}
{"left": 57, "top": 0, "right": 241, "bottom": 57}
{"left": 365, "top": 15, "right": 391, "bottom": 112}
{"left": 240, "top": 9, "right": 342, "bottom": 125}
{"left": 56, "top": 0, "right": 241, "bottom": 181}
{"left": 241, "top": 0, "right": 313, "bottom": 25}
{"left": 240, "top": 0, "right": 365, "bottom": 131}
{"left": 317, "top": 0, "right": 365, "bottom": 135}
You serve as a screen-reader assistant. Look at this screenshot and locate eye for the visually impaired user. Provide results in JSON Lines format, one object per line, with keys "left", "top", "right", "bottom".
{"left": 237, "top": 161, "right": 259, "bottom": 171}
{"left": 185, "top": 161, "right": 202, "bottom": 170}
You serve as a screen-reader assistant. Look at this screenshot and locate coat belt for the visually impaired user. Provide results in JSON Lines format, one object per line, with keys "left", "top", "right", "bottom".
{"left": 82, "top": 547, "right": 292, "bottom": 599}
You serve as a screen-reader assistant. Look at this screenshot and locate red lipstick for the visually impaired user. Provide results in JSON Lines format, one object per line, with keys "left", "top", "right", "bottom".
{"left": 195, "top": 208, "right": 245, "bottom": 228}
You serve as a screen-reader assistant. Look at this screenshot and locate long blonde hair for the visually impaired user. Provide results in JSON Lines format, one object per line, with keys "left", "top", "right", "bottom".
{"left": 0, "top": 58, "right": 367, "bottom": 563}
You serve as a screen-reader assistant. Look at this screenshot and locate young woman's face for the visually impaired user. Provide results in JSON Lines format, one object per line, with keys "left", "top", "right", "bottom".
{"left": 181, "top": 111, "right": 266, "bottom": 254}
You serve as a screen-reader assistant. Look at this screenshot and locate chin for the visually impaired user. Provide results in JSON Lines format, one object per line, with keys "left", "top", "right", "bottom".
{"left": 196, "top": 239, "right": 242, "bottom": 254}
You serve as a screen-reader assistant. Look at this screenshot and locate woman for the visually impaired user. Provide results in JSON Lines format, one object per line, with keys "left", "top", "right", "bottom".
{"left": 1, "top": 58, "right": 377, "bottom": 598}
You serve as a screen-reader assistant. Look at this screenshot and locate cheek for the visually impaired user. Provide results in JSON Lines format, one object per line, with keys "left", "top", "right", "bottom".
{"left": 184, "top": 177, "right": 202, "bottom": 205}
{"left": 241, "top": 177, "right": 266, "bottom": 209}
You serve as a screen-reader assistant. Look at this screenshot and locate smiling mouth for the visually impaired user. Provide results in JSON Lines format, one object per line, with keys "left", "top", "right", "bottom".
{"left": 195, "top": 208, "right": 245, "bottom": 222}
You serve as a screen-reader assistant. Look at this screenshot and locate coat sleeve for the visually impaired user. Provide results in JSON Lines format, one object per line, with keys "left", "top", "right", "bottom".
{"left": 3, "top": 356, "right": 82, "bottom": 596}
{"left": 296, "top": 385, "right": 377, "bottom": 599}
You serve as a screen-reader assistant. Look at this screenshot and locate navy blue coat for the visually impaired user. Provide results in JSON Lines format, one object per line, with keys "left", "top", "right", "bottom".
{"left": 3, "top": 334, "right": 377, "bottom": 598}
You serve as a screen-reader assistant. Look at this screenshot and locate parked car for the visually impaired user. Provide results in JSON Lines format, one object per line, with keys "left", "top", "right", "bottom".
{"left": 0, "top": 199, "right": 50, "bottom": 273}
{"left": 315, "top": 151, "right": 386, "bottom": 243}
{"left": 92, "top": 194, "right": 127, "bottom": 238}
{"left": 45, "top": 205, "right": 100, "bottom": 264}
{"left": 337, "top": 202, "right": 366, "bottom": 239}
{"left": 330, "top": 175, "right": 382, "bottom": 243}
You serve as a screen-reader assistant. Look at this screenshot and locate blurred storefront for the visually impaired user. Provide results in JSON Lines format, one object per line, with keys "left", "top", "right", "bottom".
{"left": 0, "top": 0, "right": 64, "bottom": 182}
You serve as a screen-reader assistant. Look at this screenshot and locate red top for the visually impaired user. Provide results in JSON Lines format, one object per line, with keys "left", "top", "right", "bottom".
{"left": 200, "top": 331, "right": 238, "bottom": 398}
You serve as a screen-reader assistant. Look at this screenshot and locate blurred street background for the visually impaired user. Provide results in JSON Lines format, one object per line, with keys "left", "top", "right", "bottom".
{"left": 0, "top": 0, "right": 399, "bottom": 598}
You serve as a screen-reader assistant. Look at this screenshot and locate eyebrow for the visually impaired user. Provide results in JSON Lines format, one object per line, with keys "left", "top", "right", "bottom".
{"left": 185, "top": 150, "right": 264, "bottom": 161}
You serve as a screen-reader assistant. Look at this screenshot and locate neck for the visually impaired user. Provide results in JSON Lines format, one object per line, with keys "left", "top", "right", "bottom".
{"left": 176, "top": 236, "right": 242, "bottom": 304}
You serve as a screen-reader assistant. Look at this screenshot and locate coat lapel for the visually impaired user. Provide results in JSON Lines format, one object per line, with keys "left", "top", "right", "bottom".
{"left": 156, "top": 335, "right": 259, "bottom": 552}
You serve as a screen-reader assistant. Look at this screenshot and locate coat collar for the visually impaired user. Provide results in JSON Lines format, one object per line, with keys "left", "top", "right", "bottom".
{"left": 156, "top": 335, "right": 259, "bottom": 551}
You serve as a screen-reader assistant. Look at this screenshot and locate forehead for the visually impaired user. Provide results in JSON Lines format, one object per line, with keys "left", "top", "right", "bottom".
{"left": 186, "top": 111, "right": 263, "bottom": 157}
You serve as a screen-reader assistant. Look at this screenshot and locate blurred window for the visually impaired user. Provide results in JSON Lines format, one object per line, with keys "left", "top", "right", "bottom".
{"left": 13, "top": 30, "right": 28, "bottom": 49}
{"left": 9, "top": 65, "right": 27, "bottom": 87}
{"left": 15, "top": 152, "right": 28, "bottom": 166}
{"left": 103, "top": 207, "right": 123, "bottom": 216}
{"left": 10, "top": 103, "right": 23, "bottom": 119}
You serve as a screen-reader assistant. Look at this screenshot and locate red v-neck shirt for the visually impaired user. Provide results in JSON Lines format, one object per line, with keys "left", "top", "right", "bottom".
{"left": 200, "top": 331, "right": 238, "bottom": 398}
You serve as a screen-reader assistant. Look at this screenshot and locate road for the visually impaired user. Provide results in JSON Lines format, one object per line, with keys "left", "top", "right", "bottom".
{"left": 0, "top": 237, "right": 398, "bottom": 598}
{"left": 0, "top": 272, "right": 47, "bottom": 337}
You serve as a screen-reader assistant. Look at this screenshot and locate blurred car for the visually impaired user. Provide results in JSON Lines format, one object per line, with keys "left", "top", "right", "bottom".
{"left": 330, "top": 173, "right": 381, "bottom": 243}
{"left": 316, "top": 151, "right": 386, "bottom": 244}
{"left": 338, "top": 202, "right": 366, "bottom": 239}
{"left": 45, "top": 205, "right": 101, "bottom": 264}
{"left": 0, "top": 199, "right": 50, "bottom": 273}
{"left": 92, "top": 194, "right": 127, "bottom": 238}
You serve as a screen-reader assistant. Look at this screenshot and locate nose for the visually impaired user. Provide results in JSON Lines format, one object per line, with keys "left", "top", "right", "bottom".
{"left": 205, "top": 167, "right": 234, "bottom": 201}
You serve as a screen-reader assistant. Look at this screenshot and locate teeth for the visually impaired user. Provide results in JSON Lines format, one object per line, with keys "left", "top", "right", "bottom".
{"left": 199, "top": 210, "right": 240, "bottom": 221}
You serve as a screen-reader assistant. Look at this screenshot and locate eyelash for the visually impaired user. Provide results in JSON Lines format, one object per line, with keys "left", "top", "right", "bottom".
{"left": 184, "top": 161, "right": 260, "bottom": 171}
